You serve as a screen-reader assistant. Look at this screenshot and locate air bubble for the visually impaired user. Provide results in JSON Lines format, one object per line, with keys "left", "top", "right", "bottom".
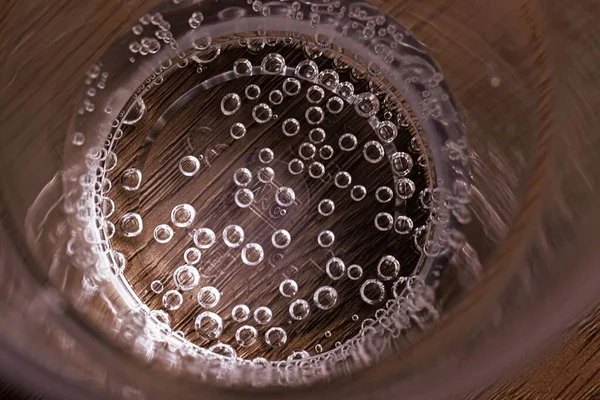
{"left": 193, "top": 228, "right": 216, "bottom": 249}
{"left": 275, "top": 187, "right": 296, "bottom": 207}
{"left": 295, "top": 60, "right": 319, "bottom": 81}
{"left": 261, "top": 53, "right": 286, "bottom": 74}
{"left": 376, "top": 186, "right": 393, "bottom": 203}
{"left": 222, "top": 225, "right": 245, "bottom": 248}
{"left": 179, "top": 155, "right": 201, "bottom": 176}
{"left": 337, "top": 82, "right": 355, "bottom": 101}
{"left": 254, "top": 306, "right": 273, "bottom": 325}
{"left": 326, "top": 257, "right": 345, "bottom": 280}
{"left": 307, "top": 86, "right": 325, "bottom": 104}
{"left": 299, "top": 142, "right": 316, "bottom": 159}
{"left": 119, "top": 212, "right": 143, "bottom": 237}
{"left": 360, "top": 279, "right": 386, "bottom": 305}
{"left": 258, "top": 148, "right": 274, "bottom": 163}
{"left": 279, "top": 279, "right": 298, "bottom": 297}
{"left": 221, "top": 93, "right": 241, "bottom": 116}
{"left": 363, "top": 140, "right": 385, "bottom": 163}
{"left": 232, "top": 304, "right": 250, "bottom": 322}
{"left": 195, "top": 311, "right": 223, "bottom": 340}
{"left": 309, "top": 128, "right": 326, "bottom": 144}
{"left": 377, "top": 121, "right": 398, "bottom": 143}
{"left": 317, "top": 230, "right": 335, "bottom": 247}
{"left": 162, "top": 290, "right": 183, "bottom": 311}
{"left": 305, "top": 106, "right": 324, "bottom": 125}
{"left": 188, "top": 11, "right": 204, "bottom": 28}
{"left": 233, "top": 168, "right": 252, "bottom": 187}
{"left": 258, "top": 167, "right": 275, "bottom": 183}
{"left": 173, "top": 265, "right": 200, "bottom": 291}
{"left": 282, "top": 118, "right": 300, "bottom": 136}
{"left": 252, "top": 103, "right": 273, "bottom": 123}
{"left": 122, "top": 98, "right": 146, "bottom": 125}
{"left": 241, "top": 243, "right": 264, "bottom": 266}
{"left": 313, "top": 286, "right": 338, "bottom": 310}
{"left": 150, "top": 280, "right": 164, "bottom": 294}
{"left": 268, "top": 90, "right": 283, "bottom": 105}
{"left": 236, "top": 325, "right": 258, "bottom": 346}
{"left": 121, "top": 168, "right": 142, "bottom": 191}
{"left": 154, "top": 224, "right": 174, "bottom": 243}
{"left": 319, "top": 145, "right": 334, "bottom": 160}
{"left": 347, "top": 264, "right": 363, "bottom": 280}
{"left": 183, "top": 248, "right": 201, "bottom": 265}
{"left": 289, "top": 299, "right": 310, "bottom": 320}
{"left": 351, "top": 185, "right": 367, "bottom": 201}
{"left": 271, "top": 229, "right": 291, "bottom": 249}
{"left": 234, "top": 188, "right": 254, "bottom": 208}
{"left": 378, "top": 255, "right": 400, "bottom": 281}
{"left": 265, "top": 327, "right": 287, "bottom": 347}
{"left": 197, "top": 286, "right": 220, "bottom": 308}
{"left": 209, "top": 342, "right": 236, "bottom": 358}
{"left": 396, "top": 178, "right": 416, "bottom": 199}
{"left": 339, "top": 133, "right": 358, "bottom": 151}
{"left": 288, "top": 158, "right": 305, "bottom": 175}
{"left": 326, "top": 96, "right": 344, "bottom": 114}
{"left": 317, "top": 69, "right": 339, "bottom": 90}
{"left": 334, "top": 171, "right": 352, "bottom": 188}
{"left": 374, "top": 212, "right": 394, "bottom": 231}
{"left": 390, "top": 152, "right": 413, "bottom": 176}
{"left": 318, "top": 199, "right": 335, "bottom": 216}
{"left": 245, "top": 84, "right": 261, "bottom": 100}
{"left": 283, "top": 78, "right": 301, "bottom": 96}
{"left": 72, "top": 132, "right": 85, "bottom": 146}
{"left": 308, "top": 162, "right": 325, "bottom": 179}
{"left": 171, "top": 204, "right": 195, "bottom": 228}
{"left": 230, "top": 123, "right": 246, "bottom": 139}
{"left": 233, "top": 58, "right": 253, "bottom": 76}
{"left": 354, "top": 92, "right": 380, "bottom": 118}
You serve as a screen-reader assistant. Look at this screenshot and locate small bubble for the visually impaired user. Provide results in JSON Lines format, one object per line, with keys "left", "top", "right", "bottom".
{"left": 222, "top": 225, "right": 245, "bottom": 248}
{"left": 313, "top": 286, "right": 338, "bottom": 310}
{"left": 261, "top": 53, "right": 286, "bottom": 74}
{"left": 378, "top": 255, "right": 400, "bottom": 281}
{"left": 232, "top": 304, "right": 250, "bottom": 322}
{"left": 317, "top": 230, "right": 335, "bottom": 247}
{"left": 305, "top": 106, "right": 325, "bottom": 125}
{"left": 245, "top": 84, "right": 261, "bottom": 100}
{"left": 162, "top": 290, "right": 183, "bottom": 311}
{"left": 319, "top": 145, "right": 334, "bottom": 160}
{"left": 288, "top": 350, "right": 310, "bottom": 361}
{"left": 283, "top": 78, "right": 301, "bottom": 96}
{"left": 308, "top": 162, "right": 325, "bottom": 179}
{"left": 306, "top": 85, "right": 325, "bottom": 104}
{"left": 183, "top": 247, "right": 202, "bottom": 265}
{"left": 150, "top": 310, "right": 170, "bottom": 327}
{"left": 233, "top": 168, "right": 252, "bottom": 187}
{"left": 171, "top": 204, "right": 196, "bottom": 228}
{"left": 132, "top": 24, "right": 143, "bottom": 35}
{"left": 337, "top": 82, "right": 355, "bottom": 101}
{"left": 352, "top": 314, "right": 359, "bottom": 321}
{"left": 195, "top": 311, "right": 223, "bottom": 340}
{"left": 376, "top": 186, "right": 393, "bottom": 203}
{"left": 268, "top": 90, "right": 283, "bottom": 105}
{"left": 221, "top": 93, "right": 241, "bottom": 116}
{"left": 252, "top": 103, "right": 273, "bottom": 123}
{"left": 334, "top": 171, "right": 352, "bottom": 188}
{"left": 390, "top": 152, "right": 413, "bottom": 176}
{"left": 309, "top": 127, "right": 326, "bottom": 144}
{"left": 154, "top": 224, "right": 174, "bottom": 243}
{"left": 271, "top": 229, "right": 292, "bottom": 249}
{"left": 120, "top": 168, "right": 142, "bottom": 191}
{"left": 173, "top": 265, "right": 200, "bottom": 291}
{"left": 315, "top": 344, "right": 323, "bottom": 353}
{"left": 279, "top": 279, "right": 298, "bottom": 297}
{"left": 325, "top": 331, "right": 332, "bottom": 338}
{"left": 377, "top": 121, "right": 398, "bottom": 143}
{"left": 236, "top": 325, "right": 258, "bottom": 346}
{"left": 288, "top": 158, "right": 305, "bottom": 175}
{"left": 179, "top": 155, "right": 201, "bottom": 177}
{"left": 347, "top": 264, "right": 363, "bottom": 280}
{"left": 396, "top": 178, "right": 416, "bottom": 199}
{"left": 119, "top": 212, "right": 143, "bottom": 237}
{"left": 234, "top": 188, "right": 254, "bottom": 208}
{"left": 318, "top": 199, "right": 335, "bottom": 216}
{"left": 209, "top": 342, "right": 236, "bottom": 358}
{"left": 233, "top": 59, "right": 253, "bottom": 76}
{"left": 317, "top": 69, "right": 339, "bottom": 91}
{"left": 258, "top": 167, "right": 275, "bottom": 183}
{"left": 351, "top": 185, "right": 367, "bottom": 201}
{"left": 360, "top": 279, "right": 386, "bottom": 305}
{"left": 258, "top": 148, "right": 274, "bottom": 163}
{"left": 72, "top": 132, "right": 85, "bottom": 146}
{"left": 275, "top": 187, "right": 296, "bottom": 207}
{"left": 197, "top": 286, "right": 220, "bottom": 308}
{"left": 265, "top": 327, "right": 287, "bottom": 347}
{"left": 289, "top": 299, "right": 310, "bottom": 320}
{"left": 339, "top": 133, "right": 358, "bottom": 151}
{"left": 363, "top": 140, "right": 385, "bottom": 163}
{"left": 150, "top": 280, "right": 164, "bottom": 294}
{"left": 241, "top": 243, "right": 264, "bottom": 266}
{"left": 188, "top": 11, "right": 204, "bottom": 28}
{"left": 326, "top": 96, "right": 344, "bottom": 114}
{"left": 374, "top": 212, "right": 394, "bottom": 231}
{"left": 354, "top": 92, "right": 380, "bottom": 118}
{"left": 295, "top": 60, "right": 319, "bottom": 81}
{"left": 230, "top": 123, "right": 247, "bottom": 139}
{"left": 282, "top": 118, "right": 301, "bottom": 136}
{"left": 254, "top": 306, "right": 273, "bottom": 325}
{"left": 194, "top": 228, "right": 216, "bottom": 249}
{"left": 326, "top": 257, "right": 345, "bottom": 280}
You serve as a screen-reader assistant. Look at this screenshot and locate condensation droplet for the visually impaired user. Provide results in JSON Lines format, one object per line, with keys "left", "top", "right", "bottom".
{"left": 319, "top": 145, "right": 334, "bottom": 160}
{"left": 261, "top": 53, "right": 286, "bottom": 74}
{"left": 299, "top": 142, "right": 316, "bottom": 160}
{"left": 233, "top": 59, "right": 253, "bottom": 76}
{"left": 295, "top": 60, "right": 319, "bottom": 81}
{"left": 308, "top": 162, "right": 325, "bottom": 179}
{"left": 377, "top": 121, "right": 398, "bottom": 143}
{"left": 326, "top": 96, "right": 344, "bottom": 114}
{"left": 268, "top": 89, "right": 283, "bottom": 105}
{"left": 307, "top": 85, "right": 325, "bottom": 104}
{"left": 283, "top": 78, "right": 301, "bottom": 96}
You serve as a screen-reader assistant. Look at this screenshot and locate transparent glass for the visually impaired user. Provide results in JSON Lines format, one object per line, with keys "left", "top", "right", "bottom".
{"left": 0, "top": 0, "right": 599, "bottom": 399}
